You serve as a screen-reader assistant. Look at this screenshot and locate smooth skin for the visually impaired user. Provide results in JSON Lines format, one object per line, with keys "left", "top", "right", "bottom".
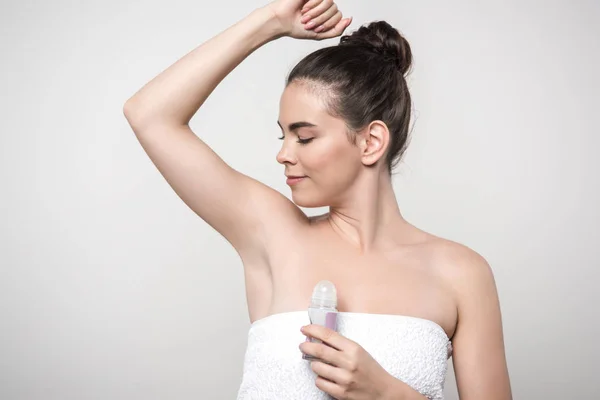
{"left": 123, "top": 1, "right": 512, "bottom": 399}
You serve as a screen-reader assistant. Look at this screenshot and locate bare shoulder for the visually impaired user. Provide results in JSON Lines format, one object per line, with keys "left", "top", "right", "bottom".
{"left": 429, "top": 237, "right": 492, "bottom": 273}
{"left": 421, "top": 237, "right": 511, "bottom": 398}
{"left": 420, "top": 234, "right": 497, "bottom": 296}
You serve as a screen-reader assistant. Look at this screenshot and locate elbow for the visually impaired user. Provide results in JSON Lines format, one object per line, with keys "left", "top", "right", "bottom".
{"left": 123, "top": 99, "right": 142, "bottom": 126}
{"left": 123, "top": 99, "right": 153, "bottom": 131}
{"left": 123, "top": 99, "right": 181, "bottom": 131}
{"left": 122, "top": 98, "right": 135, "bottom": 117}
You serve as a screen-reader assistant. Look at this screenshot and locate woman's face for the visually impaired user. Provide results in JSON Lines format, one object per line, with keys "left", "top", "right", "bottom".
{"left": 277, "top": 82, "right": 364, "bottom": 208}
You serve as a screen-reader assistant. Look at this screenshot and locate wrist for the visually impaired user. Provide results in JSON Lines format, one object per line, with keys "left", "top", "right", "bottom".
{"left": 249, "top": 6, "right": 287, "bottom": 45}
{"left": 382, "top": 375, "right": 411, "bottom": 400}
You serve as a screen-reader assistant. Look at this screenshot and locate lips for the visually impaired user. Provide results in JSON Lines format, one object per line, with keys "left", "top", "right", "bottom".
{"left": 286, "top": 175, "right": 306, "bottom": 186}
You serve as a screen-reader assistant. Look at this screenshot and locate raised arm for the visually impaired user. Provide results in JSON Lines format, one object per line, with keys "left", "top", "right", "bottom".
{"left": 122, "top": 1, "right": 351, "bottom": 261}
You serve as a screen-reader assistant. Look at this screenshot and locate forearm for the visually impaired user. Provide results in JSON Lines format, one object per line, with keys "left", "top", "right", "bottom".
{"left": 124, "top": 6, "right": 281, "bottom": 127}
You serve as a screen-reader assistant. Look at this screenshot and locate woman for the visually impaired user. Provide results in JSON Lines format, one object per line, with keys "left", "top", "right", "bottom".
{"left": 123, "top": 0, "right": 512, "bottom": 399}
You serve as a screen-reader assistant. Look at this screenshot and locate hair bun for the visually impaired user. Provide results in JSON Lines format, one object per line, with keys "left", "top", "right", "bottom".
{"left": 340, "top": 21, "right": 412, "bottom": 75}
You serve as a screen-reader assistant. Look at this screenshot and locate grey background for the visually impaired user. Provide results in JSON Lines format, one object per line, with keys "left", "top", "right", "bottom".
{"left": 1, "top": 0, "right": 599, "bottom": 399}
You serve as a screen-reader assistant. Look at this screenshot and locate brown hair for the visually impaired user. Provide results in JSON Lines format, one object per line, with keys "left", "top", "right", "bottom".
{"left": 286, "top": 21, "right": 413, "bottom": 173}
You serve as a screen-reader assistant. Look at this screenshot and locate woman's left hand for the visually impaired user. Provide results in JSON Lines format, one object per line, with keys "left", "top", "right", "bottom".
{"left": 299, "top": 324, "right": 397, "bottom": 400}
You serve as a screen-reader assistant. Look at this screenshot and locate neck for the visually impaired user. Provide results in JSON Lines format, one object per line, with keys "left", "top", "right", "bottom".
{"left": 327, "top": 169, "right": 408, "bottom": 253}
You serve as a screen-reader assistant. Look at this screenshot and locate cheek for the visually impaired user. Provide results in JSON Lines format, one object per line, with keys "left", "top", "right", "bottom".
{"left": 304, "top": 139, "right": 360, "bottom": 180}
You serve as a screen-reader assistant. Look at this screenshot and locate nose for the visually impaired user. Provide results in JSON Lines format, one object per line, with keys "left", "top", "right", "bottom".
{"left": 276, "top": 140, "right": 297, "bottom": 165}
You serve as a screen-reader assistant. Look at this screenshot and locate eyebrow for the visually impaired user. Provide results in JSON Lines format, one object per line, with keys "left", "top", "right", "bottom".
{"left": 277, "top": 120, "right": 318, "bottom": 132}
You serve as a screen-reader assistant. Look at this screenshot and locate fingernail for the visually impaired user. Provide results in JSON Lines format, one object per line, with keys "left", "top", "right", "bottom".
{"left": 305, "top": 20, "right": 315, "bottom": 29}
{"left": 301, "top": 14, "right": 311, "bottom": 23}
{"left": 314, "top": 25, "right": 324, "bottom": 33}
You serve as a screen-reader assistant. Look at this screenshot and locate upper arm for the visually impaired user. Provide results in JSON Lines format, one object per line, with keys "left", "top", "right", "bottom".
{"left": 448, "top": 248, "right": 512, "bottom": 400}
{"left": 124, "top": 114, "right": 306, "bottom": 259}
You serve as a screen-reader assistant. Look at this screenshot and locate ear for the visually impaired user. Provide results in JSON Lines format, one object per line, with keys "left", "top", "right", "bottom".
{"left": 359, "top": 121, "right": 389, "bottom": 167}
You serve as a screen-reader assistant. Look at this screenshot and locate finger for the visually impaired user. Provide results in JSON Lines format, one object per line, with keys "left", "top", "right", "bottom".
{"left": 301, "top": 0, "right": 325, "bottom": 14}
{"left": 310, "top": 360, "right": 351, "bottom": 385}
{"left": 309, "top": 6, "right": 340, "bottom": 32}
{"left": 315, "top": 375, "right": 345, "bottom": 400}
{"left": 301, "top": 324, "right": 354, "bottom": 351}
{"left": 300, "top": 341, "right": 347, "bottom": 368}
{"left": 301, "top": 0, "right": 334, "bottom": 24}
{"left": 313, "top": 10, "right": 342, "bottom": 34}
{"left": 302, "top": 3, "right": 337, "bottom": 27}
{"left": 316, "top": 16, "right": 352, "bottom": 39}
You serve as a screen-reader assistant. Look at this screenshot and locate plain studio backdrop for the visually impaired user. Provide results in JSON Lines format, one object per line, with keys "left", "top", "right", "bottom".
{"left": 1, "top": 0, "right": 598, "bottom": 399}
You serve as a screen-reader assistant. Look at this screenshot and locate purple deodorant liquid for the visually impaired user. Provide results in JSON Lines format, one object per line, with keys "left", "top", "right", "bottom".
{"left": 303, "top": 280, "right": 338, "bottom": 361}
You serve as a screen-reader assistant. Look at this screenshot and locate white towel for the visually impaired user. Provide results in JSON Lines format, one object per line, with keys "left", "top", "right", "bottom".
{"left": 237, "top": 311, "right": 452, "bottom": 400}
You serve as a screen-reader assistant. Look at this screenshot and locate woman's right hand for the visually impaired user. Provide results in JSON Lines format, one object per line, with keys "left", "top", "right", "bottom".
{"left": 265, "top": 0, "right": 352, "bottom": 40}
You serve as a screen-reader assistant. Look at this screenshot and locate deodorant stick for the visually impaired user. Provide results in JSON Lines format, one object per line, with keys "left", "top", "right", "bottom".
{"left": 303, "top": 280, "right": 338, "bottom": 361}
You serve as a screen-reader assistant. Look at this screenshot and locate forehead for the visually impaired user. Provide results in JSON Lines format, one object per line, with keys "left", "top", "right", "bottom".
{"left": 279, "top": 81, "right": 331, "bottom": 123}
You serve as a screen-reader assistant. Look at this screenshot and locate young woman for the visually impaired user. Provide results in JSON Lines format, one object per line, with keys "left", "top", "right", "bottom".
{"left": 124, "top": 0, "right": 512, "bottom": 399}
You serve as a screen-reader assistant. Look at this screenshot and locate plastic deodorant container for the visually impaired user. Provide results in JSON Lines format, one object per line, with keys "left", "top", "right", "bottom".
{"left": 303, "top": 280, "right": 338, "bottom": 361}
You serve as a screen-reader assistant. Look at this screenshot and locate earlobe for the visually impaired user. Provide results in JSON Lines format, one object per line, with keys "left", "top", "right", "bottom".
{"left": 361, "top": 121, "right": 389, "bottom": 167}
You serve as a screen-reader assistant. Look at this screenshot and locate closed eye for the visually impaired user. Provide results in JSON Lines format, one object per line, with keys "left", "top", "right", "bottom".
{"left": 277, "top": 135, "right": 314, "bottom": 145}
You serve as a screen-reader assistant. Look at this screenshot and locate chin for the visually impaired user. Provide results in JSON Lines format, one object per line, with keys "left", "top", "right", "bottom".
{"left": 291, "top": 192, "right": 328, "bottom": 208}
